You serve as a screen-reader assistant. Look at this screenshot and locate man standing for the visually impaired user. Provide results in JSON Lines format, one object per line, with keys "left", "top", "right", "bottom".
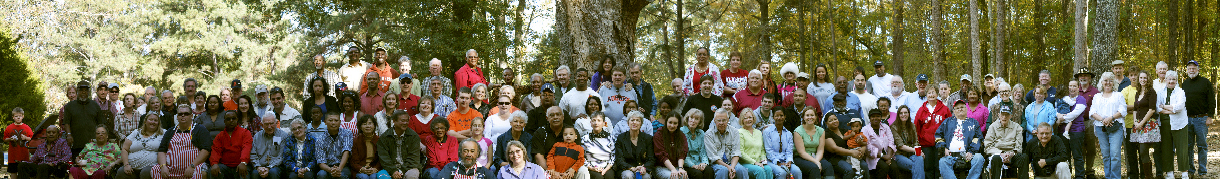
{"left": 305, "top": 55, "right": 342, "bottom": 99}
{"left": 721, "top": 52, "right": 749, "bottom": 99}
{"left": 379, "top": 110, "right": 424, "bottom": 179}
{"left": 392, "top": 56, "right": 422, "bottom": 97}
{"left": 447, "top": 87, "right": 484, "bottom": 140}
{"left": 868, "top": 61, "right": 894, "bottom": 96}
{"left": 558, "top": 68, "right": 601, "bottom": 118}
{"left": 853, "top": 74, "right": 879, "bottom": 123}
{"left": 683, "top": 75, "right": 725, "bottom": 130}
{"left": 184, "top": 78, "right": 200, "bottom": 109}
{"left": 209, "top": 111, "right": 254, "bottom": 179}
{"left": 988, "top": 82, "right": 1023, "bottom": 125}
{"left": 364, "top": 48, "right": 396, "bottom": 94}
{"left": 96, "top": 81, "right": 117, "bottom": 115}
{"left": 430, "top": 78, "right": 458, "bottom": 118}
{"left": 914, "top": 74, "right": 931, "bottom": 101}
{"left": 886, "top": 76, "right": 921, "bottom": 115}
{"left": 984, "top": 106, "right": 1027, "bottom": 179}
{"left": 361, "top": 72, "right": 386, "bottom": 115}
{"left": 521, "top": 74, "right": 546, "bottom": 113}
{"left": 1073, "top": 68, "right": 1100, "bottom": 178}
{"left": 454, "top": 49, "right": 488, "bottom": 92}
{"left": 1025, "top": 70, "right": 1060, "bottom": 104}
{"left": 251, "top": 115, "right": 288, "bottom": 179}
{"left": 271, "top": 87, "right": 303, "bottom": 130}
{"left": 525, "top": 84, "right": 557, "bottom": 132}
{"left": 628, "top": 64, "right": 657, "bottom": 116}
{"left": 421, "top": 58, "right": 454, "bottom": 99}
{"left": 734, "top": 70, "right": 768, "bottom": 113}
{"left": 552, "top": 65, "right": 573, "bottom": 102}
{"left": 945, "top": 74, "right": 973, "bottom": 106}
{"left": 1111, "top": 61, "right": 1131, "bottom": 91}
{"left": 225, "top": 80, "right": 243, "bottom": 110}
{"left": 936, "top": 100, "right": 986, "bottom": 179}
{"left": 254, "top": 85, "right": 273, "bottom": 117}
{"left": 397, "top": 75, "right": 422, "bottom": 115}
{"left": 435, "top": 139, "right": 492, "bottom": 179}
{"left": 339, "top": 46, "right": 372, "bottom": 93}
{"left": 61, "top": 80, "right": 103, "bottom": 155}
{"left": 1182, "top": 60, "right": 1213, "bottom": 176}
{"left": 599, "top": 67, "right": 637, "bottom": 124}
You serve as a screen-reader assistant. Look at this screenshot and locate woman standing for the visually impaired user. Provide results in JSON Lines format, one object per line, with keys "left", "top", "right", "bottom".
{"left": 349, "top": 116, "right": 383, "bottom": 179}
{"left": 338, "top": 91, "right": 362, "bottom": 132}
{"left": 472, "top": 83, "right": 493, "bottom": 116}
{"left": 891, "top": 106, "right": 923, "bottom": 179}
{"left": 69, "top": 126, "right": 121, "bottom": 179}
{"left": 681, "top": 109, "right": 716, "bottom": 179}
{"left": 1090, "top": 72, "right": 1127, "bottom": 179}
{"left": 485, "top": 95, "right": 517, "bottom": 140}
{"left": 305, "top": 77, "right": 340, "bottom": 120}
{"left": 410, "top": 97, "right": 439, "bottom": 138}
{"left": 235, "top": 95, "right": 263, "bottom": 134}
{"left": 592, "top": 58, "right": 614, "bottom": 92}
{"left": 792, "top": 107, "right": 834, "bottom": 179}
{"left": 615, "top": 111, "right": 655, "bottom": 179}
{"left": 808, "top": 64, "right": 836, "bottom": 105}
{"left": 763, "top": 107, "right": 802, "bottom": 179}
{"left": 737, "top": 108, "right": 773, "bottom": 179}
{"left": 1159, "top": 71, "right": 1190, "bottom": 179}
{"left": 581, "top": 113, "right": 616, "bottom": 179}
{"left": 195, "top": 95, "right": 225, "bottom": 137}
{"left": 682, "top": 47, "right": 724, "bottom": 96}
{"left": 964, "top": 88, "right": 989, "bottom": 133}
{"left": 1129, "top": 71, "right": 1161, "bottom": 179}
{"left": 116, "top": 93, "right": 142, "bottom": 141}
{"left": 654, "top": 112, "right": 690, "bottom": 179}
{"left": 117, "top": 114, "right": 165, "bottom": 179}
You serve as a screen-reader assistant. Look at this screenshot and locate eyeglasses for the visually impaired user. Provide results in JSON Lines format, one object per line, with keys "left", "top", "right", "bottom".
{"left": 177, "top": 112, "right": 192, "bottom": 116}
{"left": 498, "top": 102, "right": 511, "bottom": 105}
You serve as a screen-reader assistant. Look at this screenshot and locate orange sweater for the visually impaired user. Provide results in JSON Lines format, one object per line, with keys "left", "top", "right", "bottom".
{"left": 546, "top": 142, "right": 585, "bottom": 172}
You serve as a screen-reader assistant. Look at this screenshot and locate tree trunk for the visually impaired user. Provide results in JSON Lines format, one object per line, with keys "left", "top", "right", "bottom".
{"left": 969, "top": 0, "right": 981, "bottom": 78}
{"left": 1092, "top": 0, "right": 1116, "bottom": 73}
{"left": 1167, "top": 0, "right": 1179, "bottom": 67}
{"left": 757, "top": 0, "right": 772, "bottom": 62}
{"left": 1184, "top": 0, "right": 1194, "bottom": 62}
{"left": 555, "top": 0, "right": 653, "bottom": 69}
{"left": 829, "top": 0, "right": 838, "bottom": 75}
{"left": 992, "top": 0, "right": 1007, "bottom": 79}
{"left": 513, "top": 0, "right": 527, "bottom": 62}
{"left": 662, "top": 0, "right": 677, "bottom": 79}
{"left": 676, "top": 0, "right": 686, "bottom": 76}
{"left": 1073, "top": 0, "right": 1088, "bottom": 72}
{"left": 1034, "top": 0, "right": 1046, "bottom": 82}
{"left": 893, "top": 0, "right": 906, "bottom": 77}
{"left": 931, "top": 0, "right": 945, "bottom": 80}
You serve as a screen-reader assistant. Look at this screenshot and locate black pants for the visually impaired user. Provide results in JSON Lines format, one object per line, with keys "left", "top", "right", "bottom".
{"left": 923, "top": 145, "right": 941, "bottom": 178}
{"left": 1124, "top": 128, "right": 1141, "bottom": 178}
{"left": 794, "top": 158, "right": 834, "bottom": 179}
{"left": 870, "top": 158, "right": 897, "bottom": 179}
{"left": 988, "top": 154, "right": 1029, "bottom": 179}
{"left": 16, "top": 162, "right": 68, "bottom": 179}
{"left": 1155, "top": 118, "right": 1174, "bottom": 175}
{"left": 588, "top": 168, "right": 616, "bottom": 179}
{"left": 684, "top": 166, "right": 715, "bottom": 179}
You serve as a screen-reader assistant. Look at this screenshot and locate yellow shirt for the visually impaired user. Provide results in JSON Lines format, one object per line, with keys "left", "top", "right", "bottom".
{"left": 1120, "top": 87, "right": 1138, "bottom": 128}
{"left": 738, "top": 128, "right": 766, "bottom": 164}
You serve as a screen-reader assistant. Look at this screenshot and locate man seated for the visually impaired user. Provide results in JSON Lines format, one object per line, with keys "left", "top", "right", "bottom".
{"left": 983, "top": 106, "right": 1027, "bottom": 179}
{"left": 435, "top": 139, "right": 492, "bottom": 179}
{"left": 936, "top": 100, "right": 986, "bottom": 179}
{"left": 379, "top": 110, "right": 424, "bottom": 179}
{"left": 1025, "top": 123, "right": 1071, "bottom": 179}
{"left": 16, "top": 125, "right": 71, "bottom": 179}
{"left": 209, "top": 111, "right": 254, "bottom": 179}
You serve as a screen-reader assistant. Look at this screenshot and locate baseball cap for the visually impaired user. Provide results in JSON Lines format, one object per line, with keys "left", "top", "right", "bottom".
{"left": 540, "top": 83, "right": 555, "bottom": 93}
{"left": 255, "top": 84, "right": 268, "bottom": 94}
{"left": 984, "top": 74, "right": 995, "bottom": 80}
{"left": 1187, "top": 60, "right": 1200, "bottom": 66}
{"left": 848, "top": 118, "right": 864, "bottom": 125}
{"left": 1111, "top": 60, "right": 1125, "bottom": 66}
{"left": 873, "top": 61, "right": 884, "bottom": 67}
{"left": 998, "top": 105, "right": 1012, "bottom": 114}
{"left": 960, "top": 74, "right": 972, "bottom": 82}
{"left": 231, "top": 79, "right": 242, "bottom": 88}
{"left": 916, "top": 74, "right": 929, "bottom": 82}
{"left": 953, "top": 99, "right": 969, "bottom": 106}
{"left": 796, "top": 72, "right": 811, "bottom": 80}
{"left": 399, "top": 74, "right": 414, "bottom": 84}
{"left": 77, "top": 80, "right": 91, "bottom": 88}
{"left": 335, "top": 82, "right": 349, "bottom": 92}
{"left": 868, "top": 108, "right": 883, "bottom": 117}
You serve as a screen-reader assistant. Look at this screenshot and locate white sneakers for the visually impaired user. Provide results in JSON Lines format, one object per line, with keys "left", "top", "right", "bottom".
{"left": 1182, "top": 172, "right": 1190, "bottom": 179}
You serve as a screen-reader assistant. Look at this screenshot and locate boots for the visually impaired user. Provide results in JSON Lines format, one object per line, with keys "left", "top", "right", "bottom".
{"left": 1141, "top": 163, "right": 1155, "bottom": 179}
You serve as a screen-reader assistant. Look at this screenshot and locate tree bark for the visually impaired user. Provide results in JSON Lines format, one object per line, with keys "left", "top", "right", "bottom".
{"left": 554, "top": 0, "right": 653, "bottom": 69}
{"left": 1166, "top": 0, "right": 1179, "bottom": 67}
{"left": 1092, "top": 0, "right": 1116, "bottom": 74}
{"left": 1073, "top": 0, "right": 1088, "bottom": 72}
{"left": 969, "top": 0, "right": 981, "bottom": 79}
{"left": 992, "top": 0, "right": 1007, "bottom": 79}
{"left": 892, "top": 0, "right": 906, "bottom": 77}
{"left": 931, "top": 0, "right": 945, "bottom": 80}
{"left": 757, "top": 0, "right": 773, "bottom": 62}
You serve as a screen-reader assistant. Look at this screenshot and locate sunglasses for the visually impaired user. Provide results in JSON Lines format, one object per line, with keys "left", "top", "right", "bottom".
{"left": 498, "top": 102, "right": 512, "bottom": 105}
{"left": 177, "top": 112, "right": 192, "bottom": 116}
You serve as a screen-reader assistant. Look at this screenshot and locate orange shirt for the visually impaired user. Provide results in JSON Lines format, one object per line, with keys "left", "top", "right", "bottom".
{"left": 361, "top": 62, "right": 397, "bottom": 94}
{"left": 547, "top": 142, "right": 585, "bottom": 172}
{"left": 447, "top": 108, "right": 484, "bottom": 132}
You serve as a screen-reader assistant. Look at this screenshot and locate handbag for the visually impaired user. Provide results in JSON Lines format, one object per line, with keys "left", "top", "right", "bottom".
{"left": 1102, "top": 122, "right": 1122, "bottom": 133}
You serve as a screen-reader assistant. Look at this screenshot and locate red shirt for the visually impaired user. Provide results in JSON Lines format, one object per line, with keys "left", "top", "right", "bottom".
{"left": 454, "top": 64, "right": 487, "bottom": 93}
{"left": 422, "top": 134, "right": 459, "bottom": 170}
{"left": 783, "top": 94, "right": 823, "bottom": 115}
{"left": 398, "top": 94, "right": 421, "bottom": 115}
{"left": 223, "top": 100, "right": 238, "bottom": 111}
{"left": 689, "top": 70, "right": 710, "bottom": 95}
{"left": 4, "top": 123, "right": 33, "bottom": 163}
{"left": 733, "top": 88, "right": 768, "bottom": 114}
{"left": 546, "top": 142, "right": 585, "bottom": 172}
{"left": 409, "top": 113, "right": 440, "bottom": 139}
{"left": 913, "top": 101, "right": 950, "bottom": 147}
{"left": 360, "top": 91, "right": 386, "bottom": 116}
{"left": 210, "top": 127, "right": 253, "bottom": 166}
{"left": 721, "top": 68, "right": 749, "bottom": 97}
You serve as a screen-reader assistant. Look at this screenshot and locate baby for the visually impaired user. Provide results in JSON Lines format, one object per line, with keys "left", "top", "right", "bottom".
{"left": 842, "top": 118, "right": 869, "bottom": 179}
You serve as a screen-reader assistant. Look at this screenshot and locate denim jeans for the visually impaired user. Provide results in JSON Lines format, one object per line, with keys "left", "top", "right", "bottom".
{"left": 711, "top": 164, "right": 749, "bottom": 179}
{"left": 767, "top": 162, "right": 803, "bottom": 179}
{"left": 895, "top": 155, "right": 925, "bottom": 179}
{"left": 740, "top": 164, "right": 772, "bottom": 179}
{"left": 316, "top": 167, "right": 351, "bottom": 179}
{"left": 937, "top": 153, "right": 985, "bottom": 179}
{"left": 793, "top": 158, "right": 833, "bottom": 179}
{"left": 1068, "top": 131, "right": 1086, "bottom": 179}
{"left": 248, "top": 166, "right": 282, "bottom": 179}
{"left": 835, "top": 160, "right": 869, "bottom": 179}
{"left": 1094, "top": 125, "right": 1124, "bottom": 179}
{"left": 1188, "top": 116, "right": 1209, "bottom": 174}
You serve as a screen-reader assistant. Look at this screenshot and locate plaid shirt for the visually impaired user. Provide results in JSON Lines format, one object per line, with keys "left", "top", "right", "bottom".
{"left": 32, "top": 137, "right": 72, "bottom": 165}
{"left": 283, "top": 135, "right": 317, "bottom": 171}
{"left": 304, "top": 70, "right": 342, "bottom": 99}
{"left": 421, "top": 76, "right": 454, "bottom": 100}
{"left": 313, "top": 128, "right": 353, "bottom": 165}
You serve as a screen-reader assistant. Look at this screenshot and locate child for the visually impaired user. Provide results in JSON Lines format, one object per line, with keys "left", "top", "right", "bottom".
{"left": 546, "top": 125, "right": 585, "bottom": 179}
{"left": 842, "top": 117, "right": 869, "bottom": 179}
{"left": 4, "top": 107, "right": 32, "bottom": 172}
{"left": 468, "top": 117, "right": 495, "bottom": 168}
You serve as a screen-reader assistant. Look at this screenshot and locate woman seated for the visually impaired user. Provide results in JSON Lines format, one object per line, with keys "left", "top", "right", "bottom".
{"left": 69, "top": 125, "right": 121, "bottom": 179}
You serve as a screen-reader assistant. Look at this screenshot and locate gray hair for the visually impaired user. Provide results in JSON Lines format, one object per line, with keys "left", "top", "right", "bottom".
{"left": 938, "top": 80, "right": 951, "bottom": 87}
{"left": 1166, "top": 70, "right": 1179, "bottom": 79}
{"left": 1099, "top": 72, "right": 1117, "bottom": 92}
{"left": 1156, "top": 61, "right": 1168, "bottom": 68}
{"left": 511, "top": 111, "right": 528, "bottom": 122}
{"left": 530, "top": 73, "right": 544, "bottom": 83}
{"left": 627, "top": 110, "right": 646, "bottom": 123}
{"left": 714, "top": 107, "right": 732, "bottom": 121}
{"left": 430, "top": 58, "right": 442, "bottom": 66}
{"left": 459, "top": 138, "right": 483, "bottom": 158}
{"left": 748, "top": 69, "right": 762, "bottom": 77}
{"left": 556, "top": 65, "right": 570, "bottom": 73}
{"left": 398, "top": 56, "right": 411, "bottom": 64}
{"left": 1039, "top": 70, "right": 1051, "bottom": 75}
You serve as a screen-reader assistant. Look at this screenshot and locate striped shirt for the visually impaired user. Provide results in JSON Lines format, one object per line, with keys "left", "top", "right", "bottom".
{"left": 313, "top": 128, "right": 353, "bottom": 165}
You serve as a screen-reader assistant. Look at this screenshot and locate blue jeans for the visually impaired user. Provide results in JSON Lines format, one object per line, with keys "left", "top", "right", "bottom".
{"left": 249, "top": 166, "right": 282, "bottom": 179}
{"left": 1094, "top": 126, "right": 1124, "bottom": 179}
{"left": 288, "top": 168, "right": 316, "bottom": 179}
{"left": 1188, "top": 116, "right": 1209, "bottom": 174}
{"left": 316, "top": 167, "right": 351, "bottom": 179}
{"left": 937, "top": 153, "right": 985, "bottom": 179}
{"left": 769, "top": 162, "right": 803, "bottom": 179}
{"left": 834, "top": 160, "right": 869, "bottom": 179}
{"left": 355, "top": 170, "right": 390, "bottom": 179}
{"left": 741, "top": 164, "right": 772, "bottom": 179}
{"left": 425, "top": 168, "right": 441, "bottom": 179}
{"left": 896, "top": 155, "right": 925, "bottom": 179}
{"left": 1068, "top": 131, "right": 1086, "bottom": 179}
{"left": 711, "top": 164, "right": 748, "bottom": 179}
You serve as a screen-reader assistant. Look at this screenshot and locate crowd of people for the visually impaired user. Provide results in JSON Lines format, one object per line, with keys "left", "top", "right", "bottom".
{"left": 2, "top": 46, "right": 1215, "bottom": 179}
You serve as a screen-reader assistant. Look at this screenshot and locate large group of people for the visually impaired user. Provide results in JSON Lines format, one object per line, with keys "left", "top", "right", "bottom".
{"left": 3, "top": 46, "right": 1215, "bottom": 179}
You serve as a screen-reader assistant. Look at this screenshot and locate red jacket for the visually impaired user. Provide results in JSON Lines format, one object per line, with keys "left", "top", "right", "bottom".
{"left": 423, "top": 134, "right": 460, "bottom": 170}
{"left": 913, "top": 101, "right": 950, "bottom": 147}
{"left": 454, "top": 64, "right": 487, "bottom": 93}
{"left": 211, "top": 127, "right": 253, "bottom": 166}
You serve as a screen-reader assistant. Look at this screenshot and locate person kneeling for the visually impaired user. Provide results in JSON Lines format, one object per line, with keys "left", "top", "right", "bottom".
{"left": 1026, "top": 123, "right": 1071, "bottom": 179}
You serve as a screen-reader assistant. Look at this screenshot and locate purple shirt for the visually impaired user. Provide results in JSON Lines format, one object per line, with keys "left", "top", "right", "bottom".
{"left": 32, "top": 137, "right": 72, "bottom": 165}
{"left": 497, "top": 162, "right": 547, "bottom": 179}
{"left": 966, "top": 103, "right": 990, "bottom": 133}
{"left": 1069, "top": 95, "right": 1090, "bottom": 132}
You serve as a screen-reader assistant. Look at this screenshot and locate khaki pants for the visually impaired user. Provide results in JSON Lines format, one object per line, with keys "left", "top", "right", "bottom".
{"left": 1032, "top": 163, "right": 1071, "bottom": 179}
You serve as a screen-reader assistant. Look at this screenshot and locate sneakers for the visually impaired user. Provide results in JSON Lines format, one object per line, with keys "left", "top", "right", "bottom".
{"left": 1166, "top": 172, "right": 1174, "bottom": 179}
{"left": 1181, "top": 172, "right": 1190, "bottom": 179}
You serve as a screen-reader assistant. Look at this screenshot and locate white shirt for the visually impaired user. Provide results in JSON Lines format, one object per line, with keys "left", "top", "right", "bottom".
{"left": 1156, "top": 86, "right": 1189, "bottom": 130}
{"left": 558, "top": 89, "right": 601, "bottom": 117}
{"left": 867, "top": 74, "right": 893, "bottom": 96}
{"left": 1088, "top": 92, "right": 1127, "bottom": 126}
{"left": 885, "top": 91, "right": 922, "bottom": 112}
{"left": 483, "top": 112, "right": 516, "bottom": 140}
{"left": 1060, "top": 95, "right": 1086, "bottom": 124}
{"left": 853, "top": 91, "right": 878, "bottom": 122}
{"left": 807, "top": 82, "right": 836, "bottom": 104}
{"left": 276, "top": 107, "right": 301, "bottom": 132}
{"left": 338, "top": 61, "right": 371, "bottom": 92}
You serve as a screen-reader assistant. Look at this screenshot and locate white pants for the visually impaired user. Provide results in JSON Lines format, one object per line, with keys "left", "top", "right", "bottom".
{"left": 1032, "top": 163, "right": 1072, "bottom": 179}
